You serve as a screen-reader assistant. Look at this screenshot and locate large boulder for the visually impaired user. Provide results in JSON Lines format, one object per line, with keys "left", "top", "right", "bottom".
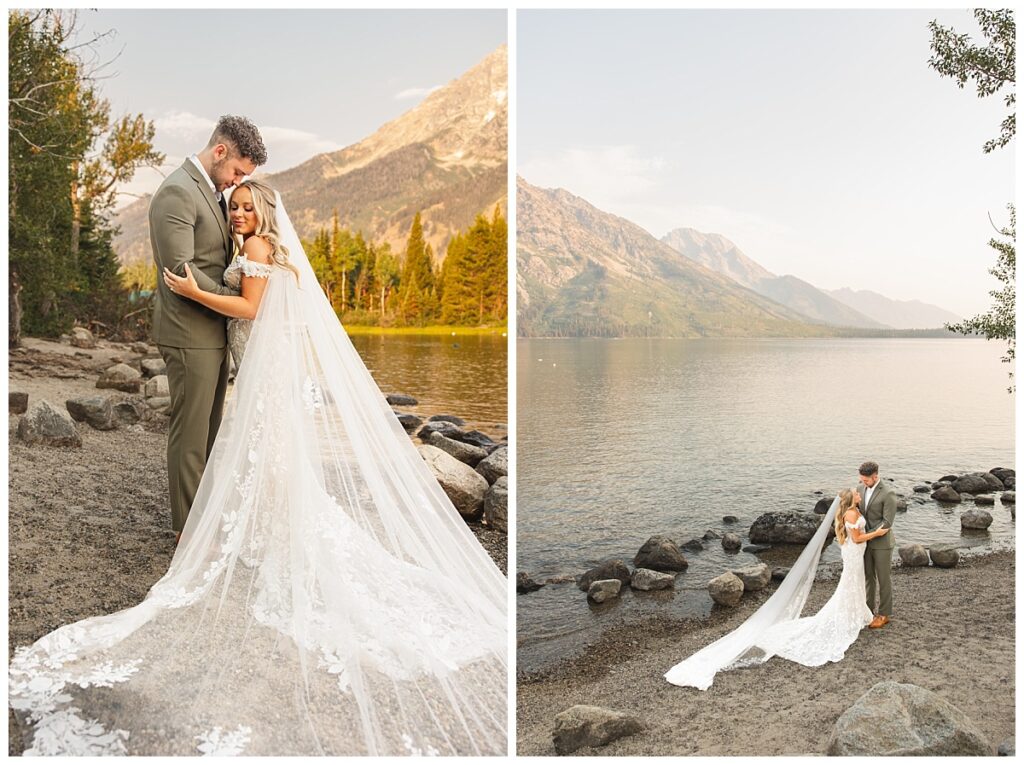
{"left": 749, "top": 511, "right": 823, "bottom": 545}
{"left": 9, "top": 391, "right": 28, "bottom": 414}
{"left": 65, "top": 396, "right": 117, "bottom": 431}
{"left": 721, "top": 533, "right": 742, "bottom": 551}
{"left": 731, "top": 562, "right": 771, "bottom": 592}
{"left": 931, "top": 486, "right": 962, "bottom": 503}
{"left": 17, "top": 400, "right": 82, "bottom": 447}
{"left": 97, "top": 363, "right": 142, "bottom": 393}
{"left": 576, "top": 560, "right": 631, "bottom": 592}
{"left": 898, "top": 544, "right": 929, "bottom": 567}
{"left": 140, "top": 357, "right": 166, "bottom": 378}
{"left": 476, "top": 446, "right": 508, "bottom": 484}
{"left": 961, "top": 508, "right": 993, "bottom": 530}
{"left": 416, "top": 444, "right": 489, "bottom": 520}
{"left": 814, "top": 496, "right": 835, "bottom": 514}
{"left": 113, "top": 399, "right": 145, "bottom": 427}
{"left": 427, "top": 430, "right": 488, "bottom": 467}
{"left": 484, "top": 476, "right": 508, "bottom": 532}
{"left": 633, "top": 535, "right": 688, "bottom": 572}
{"left": 708, "top": 571, "right": 744, "bottom": 607}
{"left": 416, "top": 420, "right": 464, "bottom": 441}
{"left": 144, "top": 374, "right": 170, "bottom": 399}
{"left": 826, "top": 681, "right": 990, "bottom": 755}
{"left": 587, "top": 579, "right": 621, "bottom": 604}
{"left": 551, "top": 705, "right": 643, "bottom": 755}
{"left": 929, "top": 544, "right": 960, "bottom": 568}
{"left": 954, "top": 472, "right": 1004, "bottom": 495}
{"left": 70, "top": 326, "right": 95, "bottom": 348}
{"left": 630, "top": 568, "right": 675, "bottom": 591}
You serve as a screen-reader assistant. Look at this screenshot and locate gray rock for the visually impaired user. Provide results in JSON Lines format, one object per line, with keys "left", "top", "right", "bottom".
{"left": 552, "top": 705, "right": 642, "bottom": 755}
{"left": 145, "top": 374, "right": 170, "bottom": 399}
{"left": 427, "top": 430, "right": 488, "bottom": 467}
{"left": 722, "top": 515, "right": 738, "bottom": 524}
{"left": 937, "top": 474, "right": 960, "bottom": 483}
{"left": 826, "top": 681, "right": 990, "bottom": 755}
{"left": 9, "top": 391, "right": 28, "bottom": 414}
{"left": 998, "top": 737, "right": 1014, "bottom": 756}
{"left": 416, "top": 420, "right": 465, "bottom": 441}
{"left": 17, "top": 400, "right": 82, "bottom": 447}
{"left": 130, "top": 341, "right": 151, "bottom": 354}
{"left": 974, "top": 495, "right": 995, "bottom": 506}
{"left": 1001, "top": 491, "right": 1015, "bottom": 504}
{"left": 483, "top": 476, "right": 508, "bottom": 532}
{"left": 961, "top": 508, "right": 993, "bottom": 529}
{"left": 749, "top": 511, "right": 823, "bottom": 545}
{"left": 113, "top": 400, "right": 145, "bottom": 427}
{"left": 898, "top": 544, "right": 929, "bottom": 567}
{"left": 97, "top": 363, "right": 142, "bottom": 393}
{"left": 428, "top": 413, "right": 465, "bottom": 426}
{"left": 587, "top": 579, "right": 622, "bottom": 604}
{"left": 960, "top": 493, "right": 976, "bottom": 502}
{"left": 954, "top": 472, "right": 1005, "bottom": 495}
{"left": 708, "top": 571, "right": 744, "bottom": 607}
{"left": 385, "top": 392, "right": 418, "bottom": 406}
{"left": 913, "top": 484, "right": 932, "bottom": 493}
{"left": 896, "top": 497, "right": 908, "bottom": 512}
{"left": 721, "top": 533, "right": 742, "bottom": 551}
{"left": 416, "top": 444, "right": 489, "bottom": 520}
{"left": 702, "top": 530, "right": 722, "bottom": 540}
{"left": 931, "top": 486, "right": 962, "bottom": 503}
{"left": 147, "top": 396, "right": 172, "bottom": 412}
{"left": 771, "top": 566, "right": 790, "bottom": 581}
{"left": 633, "top": 535, "right": 688, "bottom": 572}
{"left": 70, "top": 326, "right": 95, "bottom": 348}
{"left": 576, "top": 560, "right": 631, "bottom": 592}
{"left": 681, "top": 538, "right": 704, "bottom": 552}
{"left": 476, "top": 446, "right": 508, "bottom": 484}
{"left": 65, "top": 396, "right": 117, "bottom": 431}
{"left": 516, "top": 572, "right": 544, "bottom": 594}
{"left": 731, "top": 562, "right": 771, "bottom": 592}
{"left": 932, "top": 481, "right": 953, "bottom": 490}
{"left": 450, "top": 429, "right": 497, "bottom": 450}
{"left": 140, "top": 357, "right": 166, "bottom": 377}
{"left": 742, "top": 544, "right": 771, "bottom": 554}
{"left": 393, "top": 411, "right": 423, "bottom": 431}
{"left": 929, "top": 544, "right": 960, "bottom": 568}
{"left": 630, "top": 567, "right": 675, "bottom": 591}
{"left": 814, "top": 496, "right": 835, "bottom": 514}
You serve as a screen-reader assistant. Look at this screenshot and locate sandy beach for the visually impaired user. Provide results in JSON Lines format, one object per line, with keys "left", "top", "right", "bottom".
{"left": 8, "top": 338, "right": 506, "bottom": 756}
{"left": 517, "top": 549, "right": 1015, "bottom": 755}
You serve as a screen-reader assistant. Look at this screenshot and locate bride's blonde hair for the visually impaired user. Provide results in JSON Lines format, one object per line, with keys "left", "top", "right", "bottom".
{"left": 233, "top": 179, "right": 300, "bottom": 282}
{"left": 833, "top": 488, "right": 857, "bottom": 545}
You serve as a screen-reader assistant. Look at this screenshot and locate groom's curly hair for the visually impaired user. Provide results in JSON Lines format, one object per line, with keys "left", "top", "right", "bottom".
{"left": 209, "top": 115, "right": 267, "bottom": 165}
{"left": 859, "top": 460, "right": 879, "bottom": 476}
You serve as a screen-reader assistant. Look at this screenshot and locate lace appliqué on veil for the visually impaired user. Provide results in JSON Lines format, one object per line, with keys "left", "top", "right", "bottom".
{"left": 196, "top": 724, "right": 253, "bottom": 756}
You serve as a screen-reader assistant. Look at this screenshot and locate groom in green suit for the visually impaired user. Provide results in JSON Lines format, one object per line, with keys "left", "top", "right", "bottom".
{"left": 859, "top": 460, "right": 897, "bottom": 629}
{"left": 149, "top": 115, "right": 267, "bottom": 540}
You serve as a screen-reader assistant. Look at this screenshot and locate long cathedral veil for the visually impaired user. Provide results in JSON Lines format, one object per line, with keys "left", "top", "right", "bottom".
{"left": 9, "top": 193, "right": 508, "bottom": 755}
{"left": 664, "top": 497, "right": 839, "bottom": 690}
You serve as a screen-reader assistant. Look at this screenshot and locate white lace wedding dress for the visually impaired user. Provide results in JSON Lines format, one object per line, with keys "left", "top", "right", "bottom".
{"left": 9, "top": 195, "right": 508, "bottom": 756}
{"left": 665, "top": 498, "right": 872, "bottom": 690}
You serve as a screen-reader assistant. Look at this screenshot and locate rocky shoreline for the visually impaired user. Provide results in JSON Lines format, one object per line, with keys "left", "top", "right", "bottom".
{"left": 517, "top": 548, "right": 1015, "bottom": 755}
{"left": 8, "top": 334, "right": 508, "bottom": 756}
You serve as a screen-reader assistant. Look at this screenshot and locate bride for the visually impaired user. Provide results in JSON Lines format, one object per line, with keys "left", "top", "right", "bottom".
{"left": 9, "top": 179, "right": 508, "bottom": 756}
{"left": 664, "top": 488, "right": 888, "bottom": 690}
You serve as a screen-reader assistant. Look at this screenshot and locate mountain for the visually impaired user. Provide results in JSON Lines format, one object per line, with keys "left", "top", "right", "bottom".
{"left": 826, "top": 287, "right": 961, "bottom": 330}
{"left": 114, "top": 45, "right": 507, "bottom": 266}
{"left": 517, "top": 178, "right": 826, "bottom": 338}
{"left": 661, "top": 227, "right": 887, "bottom": 329}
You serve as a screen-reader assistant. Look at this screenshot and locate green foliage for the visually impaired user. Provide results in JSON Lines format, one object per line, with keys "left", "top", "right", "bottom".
{"left": 301, "top": 207, "right": 507, "bottom": 327}
{"left": 929, "top": 9, "right": 1015, "bottom": 153}
{"left": 8, "top": 10, "right": 162, "bottom": 345}
{"left": 946, "top": 206, "right": 1016, "bottom": 391}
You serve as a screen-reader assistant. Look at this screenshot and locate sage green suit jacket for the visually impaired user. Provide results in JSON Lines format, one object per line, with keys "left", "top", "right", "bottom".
{"left": 149, "top": 160, "right": 238, "bottom": 348}
{"left": 863, "top": 479, "right": 897, "bottom": 551}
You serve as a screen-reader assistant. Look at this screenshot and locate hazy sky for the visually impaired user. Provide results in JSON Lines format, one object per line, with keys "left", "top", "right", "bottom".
{"left": 518, "top": 9, "right": 1014, "bottom": 317}
{"left": 72, "top": 9, "right": 505, "bottom": 204}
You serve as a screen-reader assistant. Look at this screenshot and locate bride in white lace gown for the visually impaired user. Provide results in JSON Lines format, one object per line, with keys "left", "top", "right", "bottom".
{"left": 9, "top": 179, "right": 507, "bottom": 756}
{"left": 664, "top": 489, "right": 888, "bottom": 690}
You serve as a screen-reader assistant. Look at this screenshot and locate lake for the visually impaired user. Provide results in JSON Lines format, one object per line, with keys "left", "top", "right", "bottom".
{"left": 349, "top": 333, "right": 508, "bottom": 431}
{"left": 516, "top": 337, "right": 1015, "bottom": 673}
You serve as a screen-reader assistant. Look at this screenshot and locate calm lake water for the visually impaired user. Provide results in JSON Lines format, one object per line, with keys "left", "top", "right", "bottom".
{"left": 348, "top": 334, "right": 508, "bottom": 431}
{"left": 517, "top": 338, "right": 1015, "bottom": 673}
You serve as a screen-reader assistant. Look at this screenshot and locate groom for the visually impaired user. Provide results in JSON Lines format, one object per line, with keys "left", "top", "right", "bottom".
{"left": 858, "top": 460, "right": 897, "bottom": 629}
{"left": 149, "top": 115, "right": 267, "bottom": 541}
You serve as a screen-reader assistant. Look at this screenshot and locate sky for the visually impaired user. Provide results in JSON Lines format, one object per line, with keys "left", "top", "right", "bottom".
{"left": 518, "top": 9, "right": 1014, "bottom": 318}
{"left": 71, "top": 9, "right": 505, "bottom": 206}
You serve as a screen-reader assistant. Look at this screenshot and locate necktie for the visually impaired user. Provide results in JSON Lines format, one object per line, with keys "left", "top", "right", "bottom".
{"left": 217, "top": 195, "right": 227, "bottom": 220}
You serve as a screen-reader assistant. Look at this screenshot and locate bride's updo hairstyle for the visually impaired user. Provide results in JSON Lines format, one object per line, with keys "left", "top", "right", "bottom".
{"left": 234, "top": 178, "right": 300, "bottom": 282}
{"left": 833, "top": 488, "right": 856, "bottom": 545}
